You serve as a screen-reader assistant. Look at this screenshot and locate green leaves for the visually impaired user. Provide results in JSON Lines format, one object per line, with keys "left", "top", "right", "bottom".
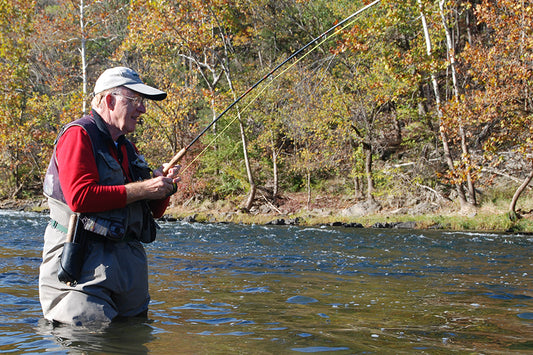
{"left": 0, "top": 0, "right": 531, "bottom": 208}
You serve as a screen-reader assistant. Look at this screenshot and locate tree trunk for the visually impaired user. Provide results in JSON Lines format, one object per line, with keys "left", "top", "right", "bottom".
{"left": 222, "top": 76, "right": 255, "bottom": 211}
{"left": 419, "top": 0, "right": 469, "bottom": 209}
{"left": 239, "top": 119, "right": 256, "bottom": 211}
{"left": 223, "top": 76, "right": 255, "bottom": 211}
{"left": 211, "top": 10, "right": 256, "bottom": 211}
{"left": 509, "top": 169, "right": 533, "bottom": 221}
{"left": 271, "top": 133, "right": 279, "bottom": 200}
{"left": 80, "top": 0, "right": 87, "bottom": 114}
{"left": 439, "top": 0, "right": 477, "bottom": 206}
{"left": 354, "top": 175, "right": 363, "bottom": 200}
{"left": 363, "top": 142, "right": 375, "bottom": 202}
{"left": 306, "top": 170, "right": 311, "bottom": 210}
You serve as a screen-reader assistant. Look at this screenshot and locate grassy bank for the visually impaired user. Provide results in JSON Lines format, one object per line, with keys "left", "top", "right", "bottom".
{"left": 4, "top": 190, "right": 533, "bottom": 233}
{"left": 164, "top": 209, "right": 533, "bottom": 233}
{"left": 164, "top": 192, "right": 533, "bottom": 233}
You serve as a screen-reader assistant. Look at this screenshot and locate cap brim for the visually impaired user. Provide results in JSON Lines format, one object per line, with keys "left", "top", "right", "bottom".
{"left": 124, "top": 83, "right": 167, "bottom": 101}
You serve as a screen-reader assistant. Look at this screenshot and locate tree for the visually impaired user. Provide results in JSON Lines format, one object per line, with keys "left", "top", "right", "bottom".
{"left": 453, "top": 0, "right": 533, "bottom": 218}
{"left": 0, "top": 0, "right": 38, "bottom": 197}
{"left": 121, "top": 0, "right": 260, "bottom": 207}
{"left": 283, "top": 68, "right": 348, "bottom": 208}
{"left": 333, "top": 0, "right": 424, "bottom": 204}
{"left": 33, "top": 0, "right": 130, "bottom": 113}
{"left": 439, "top": 0, "right": 477, "bottom": 205}
{"left": 418, "top": 0, "right": 474, "bottom": 210}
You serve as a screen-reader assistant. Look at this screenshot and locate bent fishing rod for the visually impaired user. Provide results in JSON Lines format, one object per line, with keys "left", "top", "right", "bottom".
{"left": 163, "top": 0, "right": 381, "bottom": 174}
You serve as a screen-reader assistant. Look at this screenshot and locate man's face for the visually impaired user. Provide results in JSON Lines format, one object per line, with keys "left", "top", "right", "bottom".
{"left": 108, "top": 87, "right": 146, "bottom": 136}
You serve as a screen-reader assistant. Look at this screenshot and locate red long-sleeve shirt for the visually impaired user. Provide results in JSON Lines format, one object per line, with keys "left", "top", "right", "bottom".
{"left": 55, "top": 125, "right": 168, "bottom": 218}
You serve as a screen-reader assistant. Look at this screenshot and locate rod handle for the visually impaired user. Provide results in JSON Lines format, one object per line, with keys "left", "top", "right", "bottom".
{"left": 65, "top": 214, "right": 78, "bottom": 243}
{"left": 163, "top": 147, "right": 187, "bottom": 174}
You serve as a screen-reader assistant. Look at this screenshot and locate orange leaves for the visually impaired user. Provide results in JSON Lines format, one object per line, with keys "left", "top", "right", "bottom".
{"left": 334, "top": 24, "right": 370, "bottom": 55}
{"left": 440, "top": 0, "right": 533, "bottom": 180}
{"left": 1, "top": 0, "right": 532, "bottom": 202}
{"left": 125, "top": 0, "right": 241, "bottom": 56}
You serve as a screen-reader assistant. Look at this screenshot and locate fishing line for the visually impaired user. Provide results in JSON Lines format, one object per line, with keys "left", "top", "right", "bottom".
{"left": 165, "top": 0, "right": 382, "bottom": 174}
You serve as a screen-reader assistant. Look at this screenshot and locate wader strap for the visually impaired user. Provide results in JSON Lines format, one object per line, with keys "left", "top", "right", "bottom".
{"left": 49, "top": 219, "right": 68, "bottom": 234}
{"left": 51, "top": 217, "right": 138, "bottom": 242}
{"left": 52, "top": 217, "right": 138, "bottom": 242}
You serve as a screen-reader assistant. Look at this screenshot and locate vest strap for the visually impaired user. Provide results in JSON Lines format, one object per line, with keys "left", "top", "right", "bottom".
{"left": 49, "top": 219, "right": 68, "bottom": 234}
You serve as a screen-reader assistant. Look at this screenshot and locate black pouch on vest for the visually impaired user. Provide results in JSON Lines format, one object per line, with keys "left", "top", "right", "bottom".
{"left": 81, "top": 215, "right": 126, "bottom": 242}
{"left": 80, "top": 203, "right": 158, "bottom": 243}
{"left": 58, "top": 214, "right": 86, "bottom": 286}
{"left": 131, "top": 201, "right": 159, "bottom": 243}
{"left": 141, "top": 201, "right": 159, "bottom": 243}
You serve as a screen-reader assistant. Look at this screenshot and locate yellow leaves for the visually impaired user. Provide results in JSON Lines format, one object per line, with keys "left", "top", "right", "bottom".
{"left": 123, "top": 0, "right": 239, "bottom": 58}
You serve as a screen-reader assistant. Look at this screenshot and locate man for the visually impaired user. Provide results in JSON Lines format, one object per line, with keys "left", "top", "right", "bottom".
{"left": 39, "top": 66, "right": 180, "bottom": 326}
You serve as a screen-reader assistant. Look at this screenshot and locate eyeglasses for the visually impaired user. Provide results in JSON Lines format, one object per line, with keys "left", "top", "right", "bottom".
{"left": 112, "top": 93, "right": 145, "bottom": 107}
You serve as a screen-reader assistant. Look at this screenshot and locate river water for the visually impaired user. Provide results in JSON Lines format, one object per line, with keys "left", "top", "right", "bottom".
{"left": 0, "top": 209, "right": 531, "bottom": 354}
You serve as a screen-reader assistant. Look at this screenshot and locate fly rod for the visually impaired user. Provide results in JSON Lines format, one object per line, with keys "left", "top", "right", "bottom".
{"left": 163, "top": 0, "right": 381, "bottom": 174}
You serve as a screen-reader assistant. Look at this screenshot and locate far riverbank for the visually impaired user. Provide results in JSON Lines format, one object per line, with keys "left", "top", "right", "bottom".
{"left": 5, "top": 193, "right": 531, "bottom": 234}
{"left": 163, "top": 203, "right": 533, "bottom": 234}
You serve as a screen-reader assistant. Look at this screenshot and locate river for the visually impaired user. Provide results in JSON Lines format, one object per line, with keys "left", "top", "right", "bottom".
{"left": 0, "top": 209, "right": 531, "bottom": 354}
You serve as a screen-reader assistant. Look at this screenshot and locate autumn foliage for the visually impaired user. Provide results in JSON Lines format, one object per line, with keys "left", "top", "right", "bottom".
{"left": 0, "top": 0, "right": 531, "bottom": 215}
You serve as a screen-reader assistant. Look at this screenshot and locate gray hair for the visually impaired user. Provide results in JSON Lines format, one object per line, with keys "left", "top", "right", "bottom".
{"left": 91, "top": 88, "right": 115, "bottom": 109}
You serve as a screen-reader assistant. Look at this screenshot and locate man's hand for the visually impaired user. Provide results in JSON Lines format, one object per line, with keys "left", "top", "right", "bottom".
{"left": 125, "top": 164, "right": 181, "bottom": 204}
{"left": 153, "top": 163, "right": 180, "bottom": 180}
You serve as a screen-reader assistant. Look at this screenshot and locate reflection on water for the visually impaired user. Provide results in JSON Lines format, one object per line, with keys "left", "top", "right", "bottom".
{"left": 0, "top": 210, "right": 531, "bottom": 353}
{"left": 34, "top": 318, "right": 156, "bottom": 354}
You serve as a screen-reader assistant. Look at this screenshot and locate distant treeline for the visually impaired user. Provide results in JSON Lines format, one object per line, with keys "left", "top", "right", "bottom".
{"left": 0, "top": 0, "right": 531, "bottom": 214}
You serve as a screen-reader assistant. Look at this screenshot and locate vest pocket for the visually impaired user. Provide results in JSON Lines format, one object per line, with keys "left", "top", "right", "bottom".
{"left": 96, "top": 151, "right": 124, "bottom": 185}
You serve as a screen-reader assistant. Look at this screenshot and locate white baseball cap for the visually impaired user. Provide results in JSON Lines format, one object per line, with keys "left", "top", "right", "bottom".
{"left": 93, "top": 66, "right": 167, "bottom": 101}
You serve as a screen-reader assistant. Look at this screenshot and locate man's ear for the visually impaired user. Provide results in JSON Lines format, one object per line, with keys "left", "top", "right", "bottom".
{"left": 105, "top": 92, "right": 116, "bottom": 110}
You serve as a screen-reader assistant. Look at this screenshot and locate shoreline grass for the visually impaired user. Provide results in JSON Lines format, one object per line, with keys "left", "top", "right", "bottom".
{"left": 164, "top": 208, "right": 533, "bottom": 233}
{"left": 4, "top": 194, "right": 533, "bottom": 233}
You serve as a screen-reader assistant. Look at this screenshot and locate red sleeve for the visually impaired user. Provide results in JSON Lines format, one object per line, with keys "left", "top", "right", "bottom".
{"left": 56, "top": 126, "right": 127, "bottom": 213}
